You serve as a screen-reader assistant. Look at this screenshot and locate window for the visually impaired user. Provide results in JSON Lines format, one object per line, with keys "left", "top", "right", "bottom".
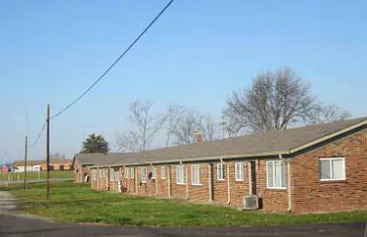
{"left": 235, "top": 162, "right": 244, "bottom": 181}
{"left": 140, "top": 167, "right": 148, "bottom": 183}
{"left": 130, "top": 167, "right": 135, "bottom": 179}
{"left": 114, "top": 169, "right": 119, "bottom": 181}
{"left": 191, "top": 164, "right": 201, "bottom": 185}
{"left": 217, "top": 163, "right": 225, "bottom": 180}
{"left": 176, "top": 165, "right": 185, "bottom": 184}
{"left": 267, "top": 160, "right": 287, "bottom": 189}
{"left": 102, "top": 169, "right": 106, "bottom": 178}
{"left": 319, "top": 157, "right": 345, "bottom": 181}
{"left": 161, "top": 166, "right": 166, "bottom": 179}
{"left": 124, "top": 167, "right": 129, "bottom": 178}
{"left": 109, "top": 168, "right": 114, "bottom": 181}
{"left": 151, "top": 166, "right": 156, "bottom": 179}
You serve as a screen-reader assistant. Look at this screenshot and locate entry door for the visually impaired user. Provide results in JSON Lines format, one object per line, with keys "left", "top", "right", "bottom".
{"left": 250, "top": 161, "right": 257, "bottom": 195}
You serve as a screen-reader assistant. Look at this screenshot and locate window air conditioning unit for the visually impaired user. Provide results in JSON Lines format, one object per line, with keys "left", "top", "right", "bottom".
{"left": 243, "top": 195, "right": 259, "bottom": 210}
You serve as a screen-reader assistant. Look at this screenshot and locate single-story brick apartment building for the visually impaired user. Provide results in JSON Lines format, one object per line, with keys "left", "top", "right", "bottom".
{"left": 86, "top": 117, "right": 367, "bottom": 213}
{"left": 73, "top": 153, "right": 126, "bottom": 183}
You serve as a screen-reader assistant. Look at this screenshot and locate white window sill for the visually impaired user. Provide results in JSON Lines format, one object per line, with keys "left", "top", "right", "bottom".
{"left": 161, "top": 178, "right": 166, "bottom": 180}
{"left": 267, "top": 187, "right": 287, "bottom": 190}
{"left": 141, "top": 181, "right": 147, "bottom": 183}
{"left": 320, "top": 178, "right": 346, "bottom": 182}
{"left": 235, "top": 179, "right": 244, "bottom": 182}
{"left": 191, "top": 183, "right": 202, "bottom": 186}
{"left": 217, "top": 178, "right": 225, "bottom": 181}
{"left": 176, "top": 182, "right": 185, "bottom": 185}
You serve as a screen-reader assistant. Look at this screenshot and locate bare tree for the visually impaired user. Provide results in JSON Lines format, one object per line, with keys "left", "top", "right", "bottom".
{"left": 222, "top": 108, "right": 248, "bottom": 138}
{"left": 305, "top": 103, "right": 351, "bottom": 125}
{"left": 117, "top": 100, "right": 163, "bottom": 152}
{"left": 224, "top": 67, "right": 315, "bottom": 133}
{"left": 163, "top": 106, "right": 218, "bottom": 145}
{"left": 200, "top": 114, "right": 217, "bottom": 141}
{"left": 162, "top": 105, "right": 185, "bottom": 146}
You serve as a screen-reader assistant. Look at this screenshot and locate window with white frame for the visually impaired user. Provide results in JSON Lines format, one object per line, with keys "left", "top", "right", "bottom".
{"left": 124, "top": 167, "right": 129, "bottom": 178}
{"left": 217, "top": 162, "right": 225, "bottom": 180}
{"left": 114, "top": 169, "right": 119, "bottom": 181}
{"left": 176, "top": 165, "right": 185, "bottom": 184}
{"left": 191, "top": 164, "right": 201, "bottom": 185}
{"left": 319, "top": 157, "right": 345, "bottom": 181}
{"left": 267, "top": 160, "right": 287, "bottom": 189}
{"left": 102, "top": 169, "right": 106, "bottom": 178}
{"left": 235, "top": 162, "right": 244, "bottom": 181}
{"left": 130, "top": 167, "right": 135, "bottom": 179}
{"left": 161, "top": 166, "right": 166, "bottom": 179}
{"left": 109, "top": 168, "right": 114, "bottom": 181}
{"left": 151, "top": 166, "right": 156, "bottom": 179}
{"left": 140, "top": 167, "right": 147, "bottom": 183}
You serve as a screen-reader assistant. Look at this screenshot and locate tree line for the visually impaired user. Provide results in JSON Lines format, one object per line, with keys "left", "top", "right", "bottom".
{"left": 81, "top": 67, "right": 350, "bottom": 154}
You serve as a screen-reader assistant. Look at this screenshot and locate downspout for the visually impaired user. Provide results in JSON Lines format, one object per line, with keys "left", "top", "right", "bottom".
{"left": 97, "top": 167, "right": 100, "bottom": 189}
{"left": 107, "top": 166, "right": 111, "bottom": 191}
{"left": 208, "top": 163, "right": 213, "bottom": 202}
{"left": 248, "top": 161, "right": 252, "bottom": 195}
{"left": 185, "top": 163, "right": 189, "bottom": 200}
{"left": 287, "top": 160, "right": 292, "bottom": 212}
{"left": 279, "top": 154, "right": 292, "bottom": 212}
{"left": 135, "top": 167, "right": 138, "bottom": 194}
{"left": 167, "top": 165, "right": 172, "bottom": 198}
{"left": 154, "top": 164, "right": 158, "bottom": 196}
{"left": 227, "top": 161, "right": 231, "bottom": 205}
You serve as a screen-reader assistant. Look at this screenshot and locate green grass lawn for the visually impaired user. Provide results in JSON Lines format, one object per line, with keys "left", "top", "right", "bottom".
{"left": 0, "top": 171, "right": 74, "bottom": 181}
{"left": 2, "top": 182, "right": 366, "bottom": 227}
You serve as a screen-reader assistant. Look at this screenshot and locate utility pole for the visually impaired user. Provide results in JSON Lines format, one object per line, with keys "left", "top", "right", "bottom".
{"left": 23, "top": 136, "right": 28, "bottom": 189}
{"left": 46, "top": 104, "right": 51, "bottom": 201}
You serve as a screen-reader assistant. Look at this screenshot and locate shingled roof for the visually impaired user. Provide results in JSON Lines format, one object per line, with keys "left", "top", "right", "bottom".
{"left": 73, "top": 152, "right": 136, "bottom": 166}
{"left": 13, "top": 159, "right": 72, "bottom": 167}
{"left": 90, "top": 116, "right": 367, "bottom": 168}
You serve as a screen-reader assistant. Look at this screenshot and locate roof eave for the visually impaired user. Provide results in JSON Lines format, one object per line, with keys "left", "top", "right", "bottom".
{"left": 89, "top": 150, "right": 290, "bottom": 169}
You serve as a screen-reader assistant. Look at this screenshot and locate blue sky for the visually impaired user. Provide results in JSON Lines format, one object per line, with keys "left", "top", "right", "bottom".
{"left": 0, "top": 0, "right": 366, "bottom": 164}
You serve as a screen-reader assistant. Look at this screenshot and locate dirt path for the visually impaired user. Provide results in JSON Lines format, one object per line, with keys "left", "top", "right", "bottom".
{"left": 0, "top": 191, "right": 17, "bottom": 214}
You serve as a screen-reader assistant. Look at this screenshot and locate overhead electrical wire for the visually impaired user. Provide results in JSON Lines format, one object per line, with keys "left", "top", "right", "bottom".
{"left": 50, "top": 0, "right": 175, "bottom": 120}
{"left": 29, "top": 121, "right": 46, "bottom": 148}
{"left": 29, "top": 0, "right": 175, "bottom": 148}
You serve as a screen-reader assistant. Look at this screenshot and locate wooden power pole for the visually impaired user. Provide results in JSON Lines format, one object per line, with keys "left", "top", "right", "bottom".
{"left": 46, "top": 104, "right": 51, "bottom": 201}
{"left": 23, "top": 136, "right": 28, "bottom": 189}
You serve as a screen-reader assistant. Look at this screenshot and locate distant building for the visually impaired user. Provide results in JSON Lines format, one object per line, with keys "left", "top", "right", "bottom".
{"left": 13, "top": 159, "right": 73, "bottom": 172}
{"left": 1, "top": 165, "right": 9, "bottom": 173}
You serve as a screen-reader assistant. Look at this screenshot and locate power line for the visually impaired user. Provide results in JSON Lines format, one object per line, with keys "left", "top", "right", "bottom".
{"left": 50, "top": 0, "right": 175, "bottom": 120}
{"left": 29, "top": 121, "right": 46, "bottom": 148}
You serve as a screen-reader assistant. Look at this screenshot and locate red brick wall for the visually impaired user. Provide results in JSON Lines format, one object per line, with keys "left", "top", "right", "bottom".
{"left": 156, "top": 165, "right": 169, "bottom": 197}
{"left": 256, "top": 160, "right": 289, "bottom": 212}
{"left": 291, "top": 128, "right": 367, "bottom": 213}
{"left": 88, "top": 128, "right": 367, "bottom": 213}
{"left": 228, "top": 161, "right": 250, "bottom": 208}
{"left": 187, "top": 163, "right": 209, "bottom": 203}
{"left": 171, "top": 164, "right": 187, "bottom": 199}
{"left": 212, "top": 162, "right": 228, "bottom": 205}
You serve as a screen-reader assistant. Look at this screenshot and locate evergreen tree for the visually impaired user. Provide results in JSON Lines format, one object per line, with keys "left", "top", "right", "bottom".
{"left": 81, "top": 134, "right": 109, "bottom": 154}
